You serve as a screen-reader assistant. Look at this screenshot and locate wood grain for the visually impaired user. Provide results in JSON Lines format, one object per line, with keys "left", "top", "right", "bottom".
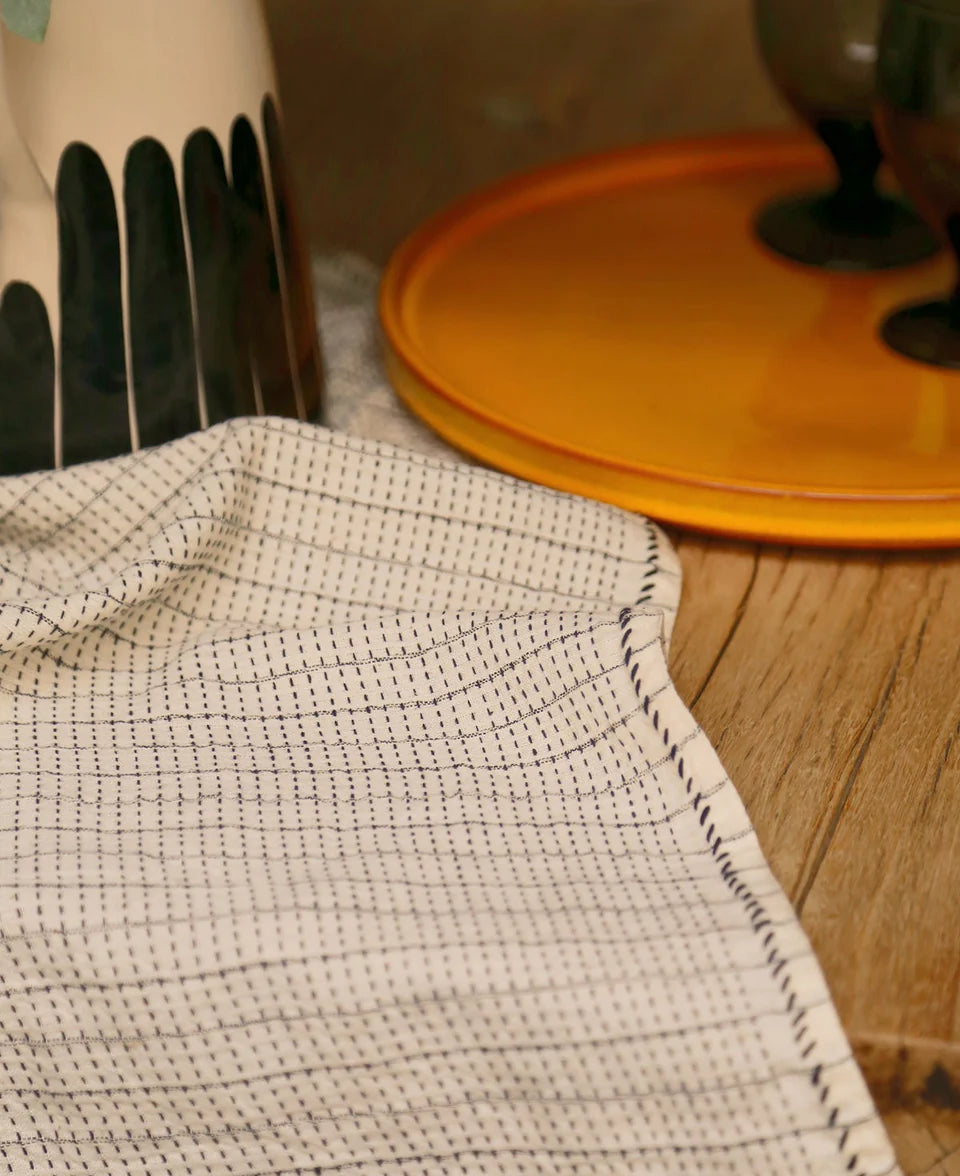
{"left": 669, "top": 541, "right": 960, "bottom": 1149}
{"left": 265, "top": 1, "right": 959, "bottom": 1166}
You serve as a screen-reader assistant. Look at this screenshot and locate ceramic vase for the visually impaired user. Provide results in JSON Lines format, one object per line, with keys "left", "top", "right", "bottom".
{"left": 0, "top": 0, "right": 323, "bottom": 474}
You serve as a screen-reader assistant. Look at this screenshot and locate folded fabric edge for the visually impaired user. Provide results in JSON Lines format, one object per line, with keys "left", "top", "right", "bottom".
{"left": 618, "top": 606, "right": 901, "bottom": 1176}
{"left": 0, "top": 414, "right": 683, "bottom": 650}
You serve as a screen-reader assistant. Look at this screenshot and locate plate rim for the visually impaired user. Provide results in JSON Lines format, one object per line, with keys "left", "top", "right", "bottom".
{"left": 379, "top": 129, "right": 960, "bottom": 544}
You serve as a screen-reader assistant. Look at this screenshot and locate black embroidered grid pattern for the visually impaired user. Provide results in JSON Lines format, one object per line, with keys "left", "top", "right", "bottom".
{"left": 0, "top": 417, "right": 896, "bottom": 1174}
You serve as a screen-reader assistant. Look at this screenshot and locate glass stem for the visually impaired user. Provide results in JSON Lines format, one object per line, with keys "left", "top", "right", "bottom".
{"left": 815, "top": 117, "right": 885, "bottom": 223}
{"left": 946, "top": 285, "right": 960, "bottom": 331}
{"left": 946, "top": 216, "right": 960, "bottom": 330}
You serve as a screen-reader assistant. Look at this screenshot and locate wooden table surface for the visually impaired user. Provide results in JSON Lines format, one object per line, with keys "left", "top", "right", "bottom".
{"left": 267, "top": 1, "right": 960, "bottom": 1168}
{"left": 669, "top": 539, "right": 960, "bottom": 1174}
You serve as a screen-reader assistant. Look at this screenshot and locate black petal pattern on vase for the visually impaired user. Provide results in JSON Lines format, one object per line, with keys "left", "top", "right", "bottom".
{"left": 0, "top": 96, "right": 321, "bottom": 475}
{"left": 183, "top": 128, "right": 257, "bottom": 427}
{"left": 263, "top": 96, "right": 323, "bottom": 421}
{"left": 230, "top": 115, "right": 297, "bottom": 420}
{"left": 58, "top": 141, "right": 130, "bottom": 466}
{"left": 125, "top": 137, "right": 201, "bottom": 449}
{"left": 0, "top": 281, "right": 55, "bottom": 475}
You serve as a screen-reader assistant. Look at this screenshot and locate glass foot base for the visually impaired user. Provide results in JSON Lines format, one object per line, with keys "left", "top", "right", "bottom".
{"left": 755, "top": 190, "right": 941, "bottom": 272}
{"left": 881, "top": 298, "right": 960, "bottom": 370}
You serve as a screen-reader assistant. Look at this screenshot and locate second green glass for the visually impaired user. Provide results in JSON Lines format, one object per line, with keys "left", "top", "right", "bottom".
{"left": 876, "top": 0, "right": 960, "bottom": 368}
{"left": 754, "top": 0, "right": 940, "bottom": 270}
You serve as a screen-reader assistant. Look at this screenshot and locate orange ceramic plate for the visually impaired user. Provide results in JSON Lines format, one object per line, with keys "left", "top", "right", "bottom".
{"left": 380, "top": 131, "right": 960, "bottom": 547}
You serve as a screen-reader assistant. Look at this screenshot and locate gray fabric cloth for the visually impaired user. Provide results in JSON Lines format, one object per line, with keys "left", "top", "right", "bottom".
{"left": 315, "top": 253, "right": 463, "bottom": 460}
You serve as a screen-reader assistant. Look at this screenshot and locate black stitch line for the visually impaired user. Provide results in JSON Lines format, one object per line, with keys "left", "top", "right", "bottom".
{"left": 0, "top": 998, "right": 832, "bottom": 1052}
{"left": 0, "top": 1052, "right": 856, "bottom": 1103}
{"left": 0, "top": 832, "right": 761, "bottom": 867}
{"left": 60, "top": 510, "right": 626, "bottom": 604}
{"left": 0, "top": 613, "right": 633, "bottom": 698}
{"left": 619, "top": 611, "right": 882, "bottom": 1176}
{"left": 3, "top": 1111, "right": 880, "bottom": 1152}
{"left": 0, "top": 941, "right": 819, "bottom": 1002}
{"left": 635, "top": 519, "right": 663, "bottom": 608}
{"left": 0, "top": 900, "right": 799, "bottom": 950}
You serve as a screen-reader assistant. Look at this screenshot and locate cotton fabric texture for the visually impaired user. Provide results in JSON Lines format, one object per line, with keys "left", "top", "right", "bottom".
{"left": 0, "top": 259, "right": 898, "bottom": 1174}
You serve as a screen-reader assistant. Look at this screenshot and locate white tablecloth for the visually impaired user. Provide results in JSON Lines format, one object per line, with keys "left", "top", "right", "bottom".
{"left": 0, "top": 260, "right": 899, "bottom": 1174}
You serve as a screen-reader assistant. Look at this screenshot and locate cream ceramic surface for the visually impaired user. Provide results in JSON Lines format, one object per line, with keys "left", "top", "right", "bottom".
{"left": 2, "top": 0, "right": 276, "bottom": 192}
{"left": 0, "top": 0, "right": 314, "bottom": 469}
